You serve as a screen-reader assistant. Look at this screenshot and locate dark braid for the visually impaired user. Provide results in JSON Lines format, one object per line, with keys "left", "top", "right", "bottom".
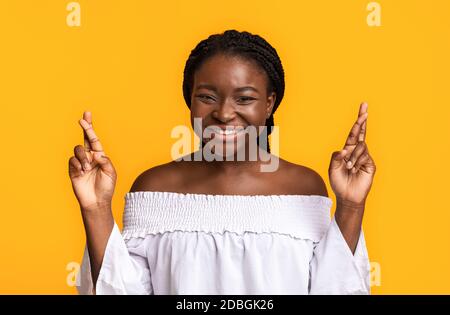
{"left": 182, "top": 30, "right": 285, "bottom": 153}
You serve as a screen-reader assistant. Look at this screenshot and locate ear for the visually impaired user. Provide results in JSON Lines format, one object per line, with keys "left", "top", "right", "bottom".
{"left": 266, "top": 92, "right": 276, "bottom": 118}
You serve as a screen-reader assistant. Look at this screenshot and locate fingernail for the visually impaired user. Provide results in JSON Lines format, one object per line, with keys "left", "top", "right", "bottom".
{"left": 352, "top": 167, "right": 357, "bottom": 173}
{"left": 347, "top": 161, "right": 352, "bottom": 168}
{"left": 84, "top": 162, "right": 91, "bottom": 170}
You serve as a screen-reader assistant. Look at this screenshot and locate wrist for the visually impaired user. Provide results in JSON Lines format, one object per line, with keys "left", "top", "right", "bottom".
{"left": 336, "top": 197, "right": 366, "bottom": 213}
{"left": 81, "top": 202, "right": 113, "bottom": 220}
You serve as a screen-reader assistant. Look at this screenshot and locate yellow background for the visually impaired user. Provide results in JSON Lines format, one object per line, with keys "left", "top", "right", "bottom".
{"left": 0, "top": 0, "right": 449, "bottom": 294}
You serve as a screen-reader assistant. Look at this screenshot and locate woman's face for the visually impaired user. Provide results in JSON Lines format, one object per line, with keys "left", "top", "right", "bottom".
{"left": 190, "top": 53, "right": 276, "bottom": 158}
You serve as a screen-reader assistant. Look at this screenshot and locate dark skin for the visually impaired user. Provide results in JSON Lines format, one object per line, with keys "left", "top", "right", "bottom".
{"left": 69, "top": 53, "right": 376, "bottom": 293}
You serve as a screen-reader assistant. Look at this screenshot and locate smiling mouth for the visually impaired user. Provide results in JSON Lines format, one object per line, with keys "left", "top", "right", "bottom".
{"left": 204, "top": 126, "right": 247, "bottom": 141}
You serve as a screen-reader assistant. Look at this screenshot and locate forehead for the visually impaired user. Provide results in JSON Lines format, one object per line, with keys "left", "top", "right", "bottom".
{"left": 193, "top": 54, "right": 268, "bottom": 90}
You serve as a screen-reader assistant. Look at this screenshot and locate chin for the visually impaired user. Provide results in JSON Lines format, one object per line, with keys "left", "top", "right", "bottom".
{"left": 203, "top": 137, "right": 248, "bottom": 161}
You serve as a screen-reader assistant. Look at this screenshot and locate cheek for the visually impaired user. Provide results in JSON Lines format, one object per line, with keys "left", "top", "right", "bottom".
{"left": 189, "top": 103, "right": 211, "bottom": 134}
{"left": 238, "top": 102, "right": 268, "bottom": 126}
{"left": 190, "top": 102, "right": 209, "bottom": 119}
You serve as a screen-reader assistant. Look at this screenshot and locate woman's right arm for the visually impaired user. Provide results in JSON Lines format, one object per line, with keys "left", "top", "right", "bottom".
{"left": 68, "top": 111, "right": 117, "bottom": 293}
{"left": 69, "top": 111, "right": 152, "bottom": 294}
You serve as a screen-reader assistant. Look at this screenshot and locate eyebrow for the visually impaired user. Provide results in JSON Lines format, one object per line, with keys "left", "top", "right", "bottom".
{"left": 235, "top": 86, "right": 260, "bottom": 93}
{"left": 195, "top": 84, "right": 218, "bottom": 92}
{"left": 195, "top": 84, "right": 260, "bottom": 94}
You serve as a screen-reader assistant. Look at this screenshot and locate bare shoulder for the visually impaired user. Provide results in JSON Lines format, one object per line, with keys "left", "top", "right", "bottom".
{"left": 129, "top": 160, "right": 183, "bottom": 193}
{"left": 278, "top": 157, "right": 329, "bottom": 197}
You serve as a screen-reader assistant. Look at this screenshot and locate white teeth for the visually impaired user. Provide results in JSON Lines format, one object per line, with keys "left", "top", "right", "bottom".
{"left": 219, "top": 129, "right": 237, "bottom": 135}
{"left": 217, "top": 128, "right": 245, "bottom": 135}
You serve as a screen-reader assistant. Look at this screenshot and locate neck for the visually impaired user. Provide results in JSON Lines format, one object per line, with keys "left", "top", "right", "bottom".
{"left": 190, "top": 146, "right": 274, "bottom": 175}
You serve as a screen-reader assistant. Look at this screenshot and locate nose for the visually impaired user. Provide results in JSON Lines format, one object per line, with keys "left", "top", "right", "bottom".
{"left": 212, "top": 99, "right": 236, "bottom": 123}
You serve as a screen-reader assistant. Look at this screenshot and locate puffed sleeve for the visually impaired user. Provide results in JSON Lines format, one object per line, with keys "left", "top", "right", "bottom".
{"left": 76, "top": 221, "right": 153, "bottom": 295}
{"left": 308, "top": 215, "right": 371, "bottom": 295}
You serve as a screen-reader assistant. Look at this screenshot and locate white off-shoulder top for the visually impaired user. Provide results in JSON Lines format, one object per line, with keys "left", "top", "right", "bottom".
{"left": 76, "top": 191, "right": 371, "bottom": 295}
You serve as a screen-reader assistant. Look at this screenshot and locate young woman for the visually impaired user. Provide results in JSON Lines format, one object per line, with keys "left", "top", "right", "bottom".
{"left": 69, "top": 30, "right": 376, "bottom": 294}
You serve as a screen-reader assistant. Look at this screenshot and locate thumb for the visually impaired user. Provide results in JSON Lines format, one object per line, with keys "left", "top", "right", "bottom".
{"left": 329, "top": 149, "right": 347, "bottom": 171}
{"left": 92, "top": 152, "right": 115, "bottom": 174}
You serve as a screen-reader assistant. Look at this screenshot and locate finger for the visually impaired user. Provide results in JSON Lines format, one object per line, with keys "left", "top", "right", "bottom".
{"left": 81, "top": 111, "right": 92, "bottom": 151}
{"left": 345, "top": 142, "right": 367, "bottom": 170}
{"left": 352, "top": 151, "right": 370, "bottom": 174}
{"left": 94, "top": 152, "right": 113, "bottom": 171}
{"left": 329, "top": 149, "right": 348, "bottom": 171}
{"left": 92, "top": 152, "right": 116, "bottom": 178}
{"left": 344, "top": 112, "right": 368, "bottom": 147}
{"left": 74, "top": 145, "right": 92, "bottom": 171}
{"left": 358, "top": 102, "right": 368, "bottom": 142}
{"left": 359, "top": 119, "right": 367, "bottom": 142}
{"left": 79, "top": 118, "right": 104, "bottom": 153}
{"left": 69, "top": 156, "right": 85, "bottom": 177}
{"left": 358, "top": 102, "right": 368, "bottom": 117}
{"left": 83, "top": 111, "right": 92, "bottom": 124}
{"left": 355, "top": 151, "right": 376, "bottom": 175}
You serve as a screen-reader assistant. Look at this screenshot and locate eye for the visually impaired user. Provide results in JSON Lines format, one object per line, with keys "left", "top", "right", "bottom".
{"left": 236, "top": 96, "right": 256, "bottom": 104}
{"left": 195, "top": 94, "right": 217, "bottom": 104}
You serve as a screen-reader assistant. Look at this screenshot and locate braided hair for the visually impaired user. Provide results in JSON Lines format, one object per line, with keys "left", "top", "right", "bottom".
{"left": 182, "top": 30, "right": 285, "bottom": 153}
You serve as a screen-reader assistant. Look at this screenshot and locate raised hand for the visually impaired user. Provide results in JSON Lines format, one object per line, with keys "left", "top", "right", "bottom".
{"left": 328, "top": 102, "right": 376, "bottom": 206}
{"left": 68, "top": 111, "right": 117, "bottom": 212}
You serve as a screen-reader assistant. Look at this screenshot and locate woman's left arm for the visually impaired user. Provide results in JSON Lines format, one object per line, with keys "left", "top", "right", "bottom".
{"left": 308, "top": 102, "right": 375, "bottom": 295}
{"left": 328, "top": 102, "right": 376, "bottom": 254}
